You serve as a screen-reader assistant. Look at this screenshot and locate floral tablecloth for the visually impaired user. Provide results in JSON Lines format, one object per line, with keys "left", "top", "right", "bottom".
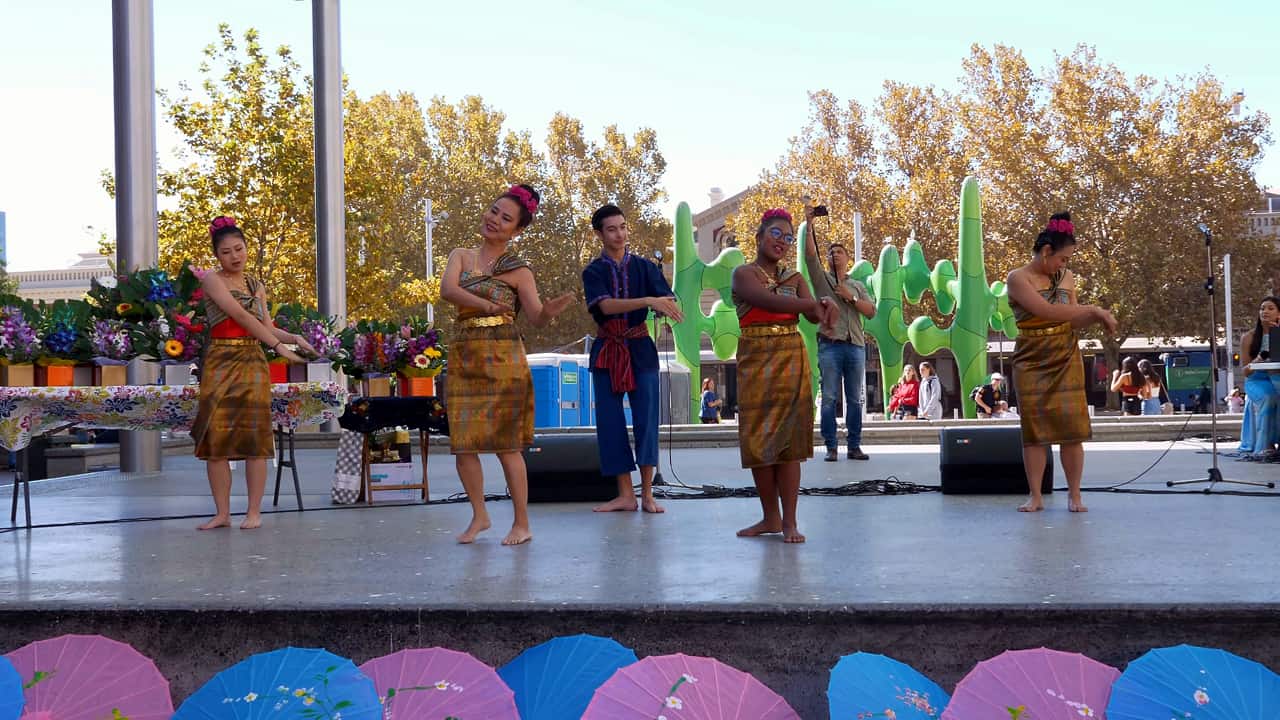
{"left": 0, "top": 382, "right": 348, "bottom": 451}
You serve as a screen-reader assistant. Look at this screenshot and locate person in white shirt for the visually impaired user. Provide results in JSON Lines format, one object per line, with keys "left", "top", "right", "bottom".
{"left": 917, "top": 361, "right": 944, "bottom": 420}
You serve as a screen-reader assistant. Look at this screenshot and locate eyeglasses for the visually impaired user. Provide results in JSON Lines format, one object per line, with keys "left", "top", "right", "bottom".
{"left": 767, "top": 227, "right": 796, "bottom": 244}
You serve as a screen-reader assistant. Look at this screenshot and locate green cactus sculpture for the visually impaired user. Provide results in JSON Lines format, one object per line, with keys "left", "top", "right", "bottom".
{"left": 650, "top": 202, "right": 744, "bottom": 422}
{"left": 906, "top": 176, "right": 1017, "bottom": 418}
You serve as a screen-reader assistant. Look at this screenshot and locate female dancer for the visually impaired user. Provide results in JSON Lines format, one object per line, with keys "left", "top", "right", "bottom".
{"left": 731, "top": 208, "right": 834, "bottom": 543}
{"left": 1137, "top": 359, "right": 1166, "bottom": 416}
{"left": 1110, "top": 357, "right": 1143, "bottom": 416}
{"left": 887, "top": 365, "right": 921, "bottom": 420}
{"left": 917, "top": 361, "right": 944, "bottom": 420}
{"left": 1238, "top": 296, "right": 1280, "bottom": 459}
{"left": 440, "top": 185, "right": 575, "bottom": 545}
{"left": 193, "top": 216, "right": 312, "bottom": 530}
{"left": 1006, "top": 212, "right": 1117, "bottom": 512}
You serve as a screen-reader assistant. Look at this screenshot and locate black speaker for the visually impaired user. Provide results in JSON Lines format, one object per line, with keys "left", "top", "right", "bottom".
{"left": 522, "top": 434, "right": 617, "bottom": 503}
{"left": 939, "top": 426, "right": 1053, "bottom": 494}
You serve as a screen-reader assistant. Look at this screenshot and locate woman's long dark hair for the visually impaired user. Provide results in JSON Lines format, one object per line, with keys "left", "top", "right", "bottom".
{"left": 1246, "top": 296, "right": 1280, "bottom": 360}
{"left": 1120, "top": 356, "right": 1138, "bottom": 378}
{"left": 1137, "top": 359, "right": 1163, "bottom": 389}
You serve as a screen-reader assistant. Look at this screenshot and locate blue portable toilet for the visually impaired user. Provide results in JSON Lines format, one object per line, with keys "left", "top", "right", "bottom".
{"left": 528, "top": 354, "right": 563, "bottom": 428}
{"left": 559, "top": 357, "right": 582, "bottom": 426}
{"left": 572, "top": 354, "right": 594, "bottom": 426}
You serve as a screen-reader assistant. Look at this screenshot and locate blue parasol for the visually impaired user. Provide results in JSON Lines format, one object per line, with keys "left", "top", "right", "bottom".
{"left": 828, "top": 652, "right": 950, "bottom": 719}
{"left": 0, "top": 656, "right": 22, "bottom": 720}
{"left": 498, "top": 634, "right": 638, "bottom": 719}
{"left": 1107, "top": 644, "right": 1280, "bottom": 719}
{"left": 173, "top": 646, "right": 382, "bottom": 720}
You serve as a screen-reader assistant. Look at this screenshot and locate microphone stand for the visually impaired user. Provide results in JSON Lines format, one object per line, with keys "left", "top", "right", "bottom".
{"left": 652, "top": 249, "right": 669, "bottom": 487}
{"left": 1167, "top": 225, "right": 1275, "bottom": 491}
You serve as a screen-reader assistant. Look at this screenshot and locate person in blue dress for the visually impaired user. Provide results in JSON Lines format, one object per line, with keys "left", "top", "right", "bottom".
{"left": 1238, "top": 296, "right": 1280, "bottom": 459}
{"left": 583, "top": 204, "right": 684, "bottom": 512}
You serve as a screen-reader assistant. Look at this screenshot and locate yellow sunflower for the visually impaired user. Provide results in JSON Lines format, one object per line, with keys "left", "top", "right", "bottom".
{"left": 164, "top": 339, "right": 184, "bottom": 357}
{"left": 116, "top": 303, "right": 133, "bottom": 315}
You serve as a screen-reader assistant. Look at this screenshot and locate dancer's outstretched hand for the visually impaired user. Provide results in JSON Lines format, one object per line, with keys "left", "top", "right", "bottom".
{"left": 1095, "top": 307, "right": 1118, "bottom": 335}
{"left": 543, "top": 293, "right": 577, "bottom": 320}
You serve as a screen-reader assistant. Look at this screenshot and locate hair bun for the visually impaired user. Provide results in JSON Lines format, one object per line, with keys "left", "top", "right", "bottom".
{"left": 209, "top": 216, "right": 238, "bottom": 238}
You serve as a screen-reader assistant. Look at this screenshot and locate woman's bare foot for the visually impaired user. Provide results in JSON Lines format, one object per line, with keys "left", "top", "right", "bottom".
{"left": 1017, "top": 498, "right": 1045, "bottom": 512}
{"left": 457, "top": 517, "right": 492, "bottom": 544}
{"left": 1068, "top": 496, "right": 1089, "bottom": 512}
{"left": 737, "top": 519, "right": 782, "bottom": 537}
{"left": 502, "top": 525, "right": 533, "bottom": 546}
{"left": 782, "top": 525, "right": 806, "bottom": 543}
{"left": 593, "top": 495, "right": 638, "bottom": 513}
{"left": 197, "top": 516, "right": 231, "bottom": 531}
{"left": 239, "top": 514, "right": 262, "bottom": 530}
{"left": 641, "top": 496, "right": 665, "bottom": 514}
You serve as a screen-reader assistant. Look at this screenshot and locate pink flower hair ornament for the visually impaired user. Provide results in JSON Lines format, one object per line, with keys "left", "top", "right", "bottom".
{"left": 1046, "top": 218, "right": 1074, "bottom": 235}
{"left": 209, "top": 215, "right": 238, "bottom": 237}
{"left": 505, "top": 185, "right": 539, "bottom": 217}
{"left": 761, "top": 208, "right": 793, "bottom": 224}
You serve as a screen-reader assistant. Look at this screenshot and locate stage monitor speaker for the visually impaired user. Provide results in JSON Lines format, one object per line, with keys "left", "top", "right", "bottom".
{"left": 523, "top": 434, "right": 616, "bottom": 503}
{"left": 939, "top": 426, "right": 1053, "bottom": 495}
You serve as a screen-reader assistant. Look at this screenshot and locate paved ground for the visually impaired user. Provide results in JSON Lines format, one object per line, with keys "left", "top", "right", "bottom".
{"left": 4, "top": 439, "right": 1277, "bottom": 610}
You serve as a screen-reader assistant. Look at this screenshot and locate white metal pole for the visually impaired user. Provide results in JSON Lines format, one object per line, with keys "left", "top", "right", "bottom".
{"left": 1224, "top": 253, "right": 1234, "bottom": 394}
{"left": 425, "top": 198, "right": 435, "bottom": 325}
{"left": 853, "top": 211, "right": 864, "bottom": 263}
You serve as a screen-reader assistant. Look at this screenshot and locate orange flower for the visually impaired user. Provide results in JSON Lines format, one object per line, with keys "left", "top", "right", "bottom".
{"left": 164, "top": 339, "right": 184, "bottom": 357}
{"left": 116, "top": 303, "right": 133, "bottom": 315}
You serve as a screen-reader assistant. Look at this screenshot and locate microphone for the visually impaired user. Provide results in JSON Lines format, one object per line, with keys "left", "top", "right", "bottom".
{"left": 1197, "top": 223, "right": 1212, "bottom": 239}
{"left": 653, "top": 250, "right": 663, "bottom": 262}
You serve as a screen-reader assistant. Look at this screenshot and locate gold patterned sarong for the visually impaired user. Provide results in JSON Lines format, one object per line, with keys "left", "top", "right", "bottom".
{"left": 446, "top": 254, "right": 535, "bottom": 454}
{"left": 737, "top": 326, "right": 814, "bottom": 468}
{"left": 1011, "top": 320, "right": 1092, "bottom": 446}
{"left": 192, "top": 338, "right": 274, "bottom": 460}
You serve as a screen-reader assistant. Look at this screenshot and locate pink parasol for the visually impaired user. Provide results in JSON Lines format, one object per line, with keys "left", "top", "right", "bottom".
{"left": 582, "top": 653, "right": 799, "bottom": 719}
{"left": 942, "top": 647, "right": 1120, "bottom": 720}
{"left": 4, "top": 634, "right": 173, "bottom": 720}
{"left": 357, "top": 647, "right": 518, "bottom": 720}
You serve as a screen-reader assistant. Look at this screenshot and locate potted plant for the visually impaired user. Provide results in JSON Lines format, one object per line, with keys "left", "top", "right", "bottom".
{"left": 394, "top": 318, "right": 445, "bottom": 397}
{"left": 0, "top": 299, "right": 41, "bottom": 386}
{"left": 339, "top": 319, "right": 400, "bottom": 396}
{"left": 34, "top": 299, "right": 92, "bottom": 386}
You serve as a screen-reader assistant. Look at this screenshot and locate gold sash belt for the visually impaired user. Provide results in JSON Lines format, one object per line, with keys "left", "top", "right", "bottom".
{"left": 459, "top": 315, "right": 514, "bottom": 329}
{"left": 1016, "top": 322, "right": 1072, "bottom": 337}
{"left": 208, "top": 337, "right": 259, "bottom": 346}
{"left": 740, "top": 324, "right": 798, "bottom": 338}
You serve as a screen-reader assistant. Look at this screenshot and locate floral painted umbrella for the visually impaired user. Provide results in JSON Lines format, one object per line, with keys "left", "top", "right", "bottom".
{"left": 942, "top": 648, "right": 1119, "bottom": 720}
{"left": 582, "top": 653, "right": 799, "bottom": 719}
{"left": 358, "top": 647, "right": 518, "bottom": 719}
{"left": 4, "top": 634, "right": 173, "bottom": 719}
{"left": 827, "top": 652, "right": 949, "bottom": 719}
{"left": 1106, "top": 644, "right": 1280, "bottom": 719}
{"left": 173, "top": 647, "right": 381, "bottom": 720}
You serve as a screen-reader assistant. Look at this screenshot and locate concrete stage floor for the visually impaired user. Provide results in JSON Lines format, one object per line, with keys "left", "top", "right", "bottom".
{"left": 2, "top": 439, "right": 1278, "bottom": 717}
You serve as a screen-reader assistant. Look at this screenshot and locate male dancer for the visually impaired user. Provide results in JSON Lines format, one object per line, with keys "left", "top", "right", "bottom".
{"left": 583, "top": 204, "right": 684, "bottom": 513}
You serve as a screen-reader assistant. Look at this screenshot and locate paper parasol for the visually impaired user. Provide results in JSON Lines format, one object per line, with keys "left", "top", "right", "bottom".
{"left": 173, "top": 646, "right": 381, "bottom": 720}
{"left": 498, "top": 634, "right": 638, "bottom": 719}
{"left": 827, "top": 652, "right": 949, "bottom": 719}
{"left": 1106, "top": 644, "right": 1280, "bottom": 719}
{"left": 358, "top": 647, "right": 517, "bottom": 719}
{"left": 4, "top": 634, "right": 172, "bottom": 720}
{"left": 582, "top": 653, "right": 799, "bottom": 719}
{"left": 942, "top": 647, "right": 1119, "bottom": 719}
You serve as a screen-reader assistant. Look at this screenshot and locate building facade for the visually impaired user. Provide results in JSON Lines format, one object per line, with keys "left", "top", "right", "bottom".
{"left": 13, "top": 253, "right": 114, "bottom": 302}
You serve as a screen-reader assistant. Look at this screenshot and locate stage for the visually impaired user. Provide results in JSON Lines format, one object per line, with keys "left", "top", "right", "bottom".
{"left": 3, "top": 437, "right": 1278, "bottom": 717}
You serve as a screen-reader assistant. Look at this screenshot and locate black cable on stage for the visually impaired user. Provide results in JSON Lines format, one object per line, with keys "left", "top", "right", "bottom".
{"left": 1074, "top": 409, "right": 1197, "bottom": 493}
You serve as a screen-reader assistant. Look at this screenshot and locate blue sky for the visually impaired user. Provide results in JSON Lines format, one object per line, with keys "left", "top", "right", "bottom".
{"left": 1, "top": 0, "right": 1275, "bottom": 270}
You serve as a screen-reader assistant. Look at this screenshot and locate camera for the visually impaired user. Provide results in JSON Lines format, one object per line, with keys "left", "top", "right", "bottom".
{"left": 811, "top": 205, "right": 829, "bottom": 217}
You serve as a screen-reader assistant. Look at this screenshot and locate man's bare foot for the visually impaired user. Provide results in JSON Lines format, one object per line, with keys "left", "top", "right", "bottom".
{"left": 197, "top": 516, "right": 231, "bottom": 531}
{"left": 239, "top": 514, "right": 262, "bottom": 530}
{"left": 1068, "top": 496, "right": 1089, "bottom": 512}
{"left": 593, "top": 495, "right": 638, "bottom": 513}
{"left": 782, "top": 525, "right": 806, "bottom": 543}
{"left": 1017, "top": 498, "right": 1045, "bottom": 512}
{"left": 736, "top": 519, "right": 782, "bottom": 537}
{"left": 457, "top": 517, "right": 492, "bottom": 544}
{"left": 641, "top": 496, "right": 665, "bottom": 514}
{"left": 502, "top": 525, "right": 533, "bottom": 546}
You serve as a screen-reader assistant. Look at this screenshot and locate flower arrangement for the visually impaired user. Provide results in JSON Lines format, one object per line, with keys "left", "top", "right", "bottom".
{"left": 86, "top": 263, "right": 204, "bottom": 323}
{"left": 339, "top": 319, "right": 401, "bottom": 378}
{"left": 395, "top": 317, "right": 445, "bottom": 378}
{"left": 35, "top": 299, "right": 92, "bottom": 365}
{"left": 0, "top": 302, "right": 41, "bottom": 365}
{"left": 89, "top": 319, "right": 133, "bottom": 364}
{"left": 273, "top": 303, "right": 346, "bottom": 363}
{"left": 130, "top": 309, "right": 203, "bottom": 364}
